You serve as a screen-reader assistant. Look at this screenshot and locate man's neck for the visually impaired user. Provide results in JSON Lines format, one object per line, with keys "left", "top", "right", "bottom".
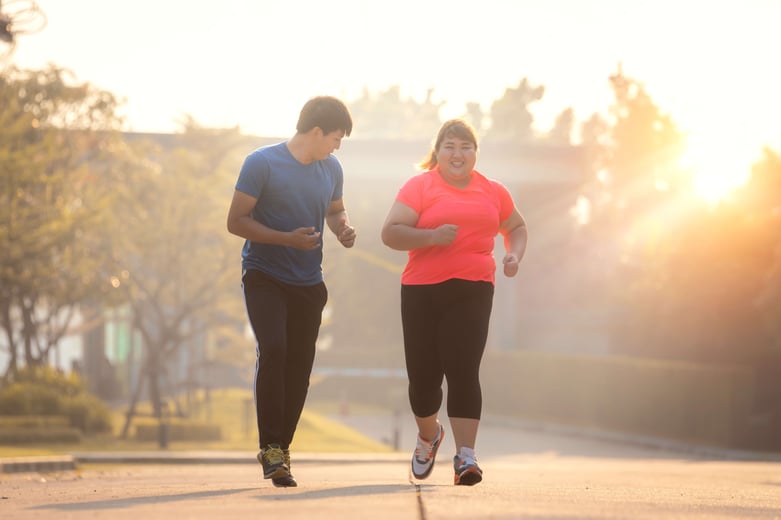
{"left": 286, "top": 133, "right": 314, "bottom": 164}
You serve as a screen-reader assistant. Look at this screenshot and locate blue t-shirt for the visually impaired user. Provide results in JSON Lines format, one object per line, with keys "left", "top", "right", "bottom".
{"left": 235, "top": 142, "right": 344, "bottom": 286}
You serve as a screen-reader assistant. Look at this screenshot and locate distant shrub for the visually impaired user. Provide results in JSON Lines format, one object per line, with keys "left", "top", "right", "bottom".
{"left": 0, "top": 427, "right": 82, "bottom": 444}
{"left": 0, "top": 415, "right": 70, "bottom": 428}
{"left": 0, "top": 366, "right": 112, "bottom": 435}
{"left": 61, "top": 394, "right": 113, "bottom": 434}
{"left": 0, "top": 383, "right": 61, "bottom": 415}
{"left": 134, "top": 420, "right": 222, "bottom": 442}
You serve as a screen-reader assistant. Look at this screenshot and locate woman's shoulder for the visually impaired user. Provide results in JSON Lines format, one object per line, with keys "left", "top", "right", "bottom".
{"left": 473, "top": 170, "right": 509, "bottom": 191}
{"left": 401, "top": 169, "right": 434, "bottom": 188}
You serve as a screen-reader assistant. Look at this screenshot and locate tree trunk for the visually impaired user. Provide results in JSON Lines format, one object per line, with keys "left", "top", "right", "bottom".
{"left": 119, "top": 365, "right": 147, "bottom": 440}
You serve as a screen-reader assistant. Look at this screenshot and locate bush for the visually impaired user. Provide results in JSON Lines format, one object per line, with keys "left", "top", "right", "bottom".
{"left": 0, "top": 415, "right": 70, "bottom": 428}
{"left": 0, "top": 427, "right": 82, "bottom": 444}
{"left": 61, "top": 394, "right": 113, "bottom": 434}
{"left": 0, "top": 366, "right": 112, "bottom": 435}
{"left": 0, "top": 383, "right": 61, "bottom": 415}
{"left": 134, "top": 420, "right": 222, "bottom": 442}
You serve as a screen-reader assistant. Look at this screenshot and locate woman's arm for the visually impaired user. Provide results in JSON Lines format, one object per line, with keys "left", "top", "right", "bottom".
{"left": 380, "top": 200, "right": 457, "bottom": 251}
{"left": 500, "top": 209, "right": 528, "bottom": 277}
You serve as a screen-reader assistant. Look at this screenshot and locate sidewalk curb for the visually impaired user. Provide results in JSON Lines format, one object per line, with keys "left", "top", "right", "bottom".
{"left": 0, "top": 451, "right": 408, "bottom": 473}
{"left": 4, "top": 415, "right": 780, "bottom": 474}
{"left": 71, "top": 451, "right": 409, "bottom": 465}
{"left": 0, "top": 455, "right": 77, "bottom": 474}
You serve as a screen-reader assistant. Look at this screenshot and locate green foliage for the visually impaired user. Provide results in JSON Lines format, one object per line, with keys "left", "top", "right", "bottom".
{"left": 112, "top": 125, "right": 252, "bottom": 435}
{"left": 347, "top": 85, "right": 443, "bottom": 140}
{"left": 575, "top": 66, "right": 781, "bottom": 373}
{"left": 6, "top": 364, "right": 83, "bottom": 395}
{"left": 61, "top": 393, "right": 113, "bottom": 433}
{"left": 0, "top": 415, "right": 70, "bottom": 428}
{"left": 0, "top": 65, "right": 130, "bottom": 374}
{"left": 0, "top": 384, "right": 61, "bottom": 415}
{"left": 133, "top": 421, "right": 222, "bottom": 442}
{"left": 0, "top": 427, "right": 82, "bottom": 444}
{"left": 486, "top": 78, "right": 545, "bottom": 143}
{"left": 0, "top": 366, "right": 112, "bottom": 434}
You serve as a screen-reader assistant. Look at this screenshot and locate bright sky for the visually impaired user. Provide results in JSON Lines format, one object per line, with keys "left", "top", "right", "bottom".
{"left": 6, "top": 0, "right": 781, "bottom": 195}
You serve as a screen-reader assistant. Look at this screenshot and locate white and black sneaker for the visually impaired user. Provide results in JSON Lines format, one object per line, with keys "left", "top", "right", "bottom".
{"left": 411, "top": 422, "right": 445, "bottom": 480}
{"left": 453, "top": 451, "right": 483, "bottom": 486}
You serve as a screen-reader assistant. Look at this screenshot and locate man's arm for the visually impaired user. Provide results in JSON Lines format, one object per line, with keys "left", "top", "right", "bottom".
{"left": 226, "top": 189, "right": 321, "bottom": 250}
{"left": 326, "top": 199, "right": 356, "bottom": 248}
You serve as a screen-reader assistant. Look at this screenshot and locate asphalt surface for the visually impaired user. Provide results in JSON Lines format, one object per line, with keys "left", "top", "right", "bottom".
{"left": 2, "top": 414, "right": 781, "bottom": 519}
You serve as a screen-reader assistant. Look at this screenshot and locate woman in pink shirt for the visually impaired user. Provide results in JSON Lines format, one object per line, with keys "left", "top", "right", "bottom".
{"left": 381, "top": 119, "right": 528, "bottom": 486}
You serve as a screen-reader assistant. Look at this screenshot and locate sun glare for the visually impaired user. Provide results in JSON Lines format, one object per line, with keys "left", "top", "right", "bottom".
{"left": 681, "top": 136, "right": 752, "bottom": 204}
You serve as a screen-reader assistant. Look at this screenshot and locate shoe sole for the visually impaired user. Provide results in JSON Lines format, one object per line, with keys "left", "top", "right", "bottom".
{"left": 272, "top": 476, "right": 298, "bottom": 488}
{"left": 411, "top": 424, "right": 445, "bottom": 480}
{"left": 454, "top": 466, "right": 483, "bottom": 486}
{"left": 263, "top": 466, "right": 290, "bottom": 479}
{"left": 257, "top": 452, "right": 290, "bottom": 480}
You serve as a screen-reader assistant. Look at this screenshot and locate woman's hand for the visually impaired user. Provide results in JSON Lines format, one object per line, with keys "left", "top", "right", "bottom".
{"left": 430, "top": 224, "right": 458, "bottom": 246}
{"left": 502, "top": 253, "right": 520, "bottom": 277}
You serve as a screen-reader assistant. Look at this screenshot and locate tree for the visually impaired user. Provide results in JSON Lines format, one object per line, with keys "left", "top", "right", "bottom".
{"left": 485, "top": 78, "right": 544, "bottom": 142}
{"left": 749, "top": 147, "right": 781, "bottom": 351}
{"left": 607, "top": 66, "right": 685, "bottom": 206}
{"left": 546, "top": 108, "right": 574, "bottom": 145}
{"left": 348, "top": 85, "right": 443, "bottom": 140}
{"left": 461, "top": 102, "right": 485, "bottom": 135}
{"left": 0, "top": 65, "right": 126, "bottom": 377}
{"left": 585, "top": 66, "right": 776, "bottom": 368}
{"left": 112, "top": 122, "right": 249, "bottom": 439}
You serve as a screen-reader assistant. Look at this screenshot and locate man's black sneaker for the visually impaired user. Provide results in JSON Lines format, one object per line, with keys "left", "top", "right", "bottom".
{"left": 257, "top": 444, "right": 290, "bottom": 480}
{"left": 272, "top": 449, "right": 298, "bottom": 487}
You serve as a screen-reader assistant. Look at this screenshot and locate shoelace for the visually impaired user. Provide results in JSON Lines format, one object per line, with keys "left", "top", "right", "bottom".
{"left": 456, "top": 454, "right": 476, "bottom": 469}
{"left": 415, "top": 430, "right": 439, "bottom": 461}
{"left": 264, "top": 447, "right": 285, "bottom": 465}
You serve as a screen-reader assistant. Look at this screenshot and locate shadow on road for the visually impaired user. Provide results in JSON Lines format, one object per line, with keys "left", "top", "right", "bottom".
{"left": 30, "top": 488, "right": 256, "bottom": 511}
{"left": 255, "top": 483, "right": 411, "bottom": 501}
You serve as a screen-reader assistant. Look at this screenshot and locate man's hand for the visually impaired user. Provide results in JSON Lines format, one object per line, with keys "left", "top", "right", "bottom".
{"left": 337, "top": 224, "right": 356, "bottom": 248}
{"left": 288, "top": 226, "right": 321, "bottom": 250}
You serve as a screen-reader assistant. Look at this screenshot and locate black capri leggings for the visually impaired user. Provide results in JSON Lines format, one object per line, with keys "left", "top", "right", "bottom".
{"left": 401, "top": 279, "right": 494, "bottom": 420}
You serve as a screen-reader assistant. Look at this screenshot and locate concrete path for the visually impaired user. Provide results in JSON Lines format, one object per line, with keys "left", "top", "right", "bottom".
{"left": 2, "top": 415, "right": 781, "bottom": 519}
{"left": 3, "top": 453, "right": 781, "bottom": 519}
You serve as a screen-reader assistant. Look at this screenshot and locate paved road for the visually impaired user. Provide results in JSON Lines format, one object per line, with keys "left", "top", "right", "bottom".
{"left": 2, "top": 416, "right": 781, "bottom": 519}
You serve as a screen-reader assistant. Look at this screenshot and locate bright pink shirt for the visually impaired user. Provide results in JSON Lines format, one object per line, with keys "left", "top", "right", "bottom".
{"left": 396, "top": 167, "right": 514, "bottom": 285}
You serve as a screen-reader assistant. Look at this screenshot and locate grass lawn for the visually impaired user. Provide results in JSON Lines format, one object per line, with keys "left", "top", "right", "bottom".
{"left": 0, "top": 387, "right": 393, "bottom": 457}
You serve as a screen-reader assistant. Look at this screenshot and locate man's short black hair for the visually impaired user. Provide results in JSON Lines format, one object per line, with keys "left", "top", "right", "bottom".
{"left": 296, "top": 96, "right": 353, "bottom": 137}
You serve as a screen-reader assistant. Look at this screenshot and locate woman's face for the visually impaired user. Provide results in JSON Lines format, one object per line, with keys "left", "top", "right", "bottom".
{"left": 436, "top": 135, "right": 477, "bottom": 187}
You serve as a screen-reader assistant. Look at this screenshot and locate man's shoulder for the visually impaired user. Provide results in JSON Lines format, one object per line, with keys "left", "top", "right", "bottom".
{"left": 242, "top": 142, "right": 292, "bottom": 172}
{"left": 248, "top": 141, "right": 286, "bottom": 159}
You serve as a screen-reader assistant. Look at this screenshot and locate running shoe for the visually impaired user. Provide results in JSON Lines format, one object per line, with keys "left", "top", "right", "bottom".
{"left": 272, "top": 449, "right": 298, "bottom": 488}
{"left": 453, "top": 453, "right": 483, "bottom": 486}
{"left": 411, "top": 422, "right": 445, "bottom": 479}
{"left": 257, "top": 444, "right": 290, "bottom": 480}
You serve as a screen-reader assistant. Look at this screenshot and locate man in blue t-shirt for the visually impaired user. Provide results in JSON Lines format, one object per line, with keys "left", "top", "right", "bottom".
{"left": 227, "top": 96, "right": 356, "bottom": 488}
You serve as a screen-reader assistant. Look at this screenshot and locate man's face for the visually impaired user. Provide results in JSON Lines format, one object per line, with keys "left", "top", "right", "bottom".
{"left": 315, "top": 129, "right": 345, "bottom": 160}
